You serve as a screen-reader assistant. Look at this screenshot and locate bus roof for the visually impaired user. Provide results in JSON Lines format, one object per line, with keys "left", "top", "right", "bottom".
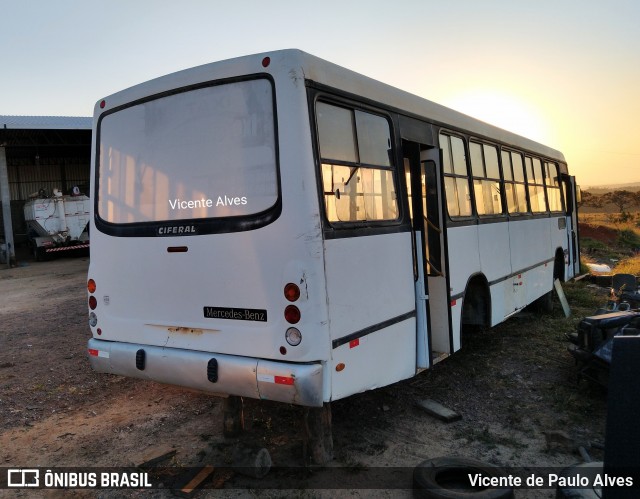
{"left": 286, "top": 49, "right": 565, "bottom": 163}
{"left": 96, "top": 49, "right": 566, "bottom": 164}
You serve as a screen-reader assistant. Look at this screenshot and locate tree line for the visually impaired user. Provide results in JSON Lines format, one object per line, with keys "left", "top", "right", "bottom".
{"left": 581, "top": 190, "right": 640, "bottom": 215}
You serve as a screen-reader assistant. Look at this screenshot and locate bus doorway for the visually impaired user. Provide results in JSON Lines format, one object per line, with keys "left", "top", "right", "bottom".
{"left": 562, "top": 174, "right": 581, "bottom": 278}
{"left": 403, "top": 140, "right": 452, "bottom": 370}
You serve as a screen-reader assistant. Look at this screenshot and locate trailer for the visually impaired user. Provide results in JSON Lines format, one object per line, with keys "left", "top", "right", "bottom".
{"left": 24, "top": 189, "right": 90, "bottom": 260}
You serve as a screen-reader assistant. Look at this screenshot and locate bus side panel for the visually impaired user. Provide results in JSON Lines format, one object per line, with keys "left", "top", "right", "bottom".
{"left": 331, "top": 320, "right": 416, "bottom": 401}
{"left": 524, "top": 261, "right": 554, "bottom": 305}
{"left": 479, "top": 223, "right": 512, "bottom": 325}
{"left": 323, "top": 232, "right": 416, "bottom": 399}
{"left": 447, "top": 225, "right": 480, "bottom": 352}
{"left": 478, "top": 222, "right": 512, "bottom": 282}
{"left": 509, "top": 218, "right": 551, "bottom": 277}
{"left": 506, "top": 217, "right": 561, "bottom": 313}
{"left": 447, "top": 225, "right": 480, "bottom": 297}
{"left": 450, "top": 301, "right": 462, "bottom": 352}
{"left": 550, "top": 215, "right": 569, "bottom": 277}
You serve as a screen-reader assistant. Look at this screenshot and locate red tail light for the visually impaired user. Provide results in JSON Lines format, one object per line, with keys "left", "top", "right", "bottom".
{"left": 89, "top": 296, "right": 97, "bottom": 310}
{"left": 284, "top": 305, "right": 300, "bottom": 324}
{"left": 87, "top": 279, "right": 96, "bottom": 293}
{"left": 284, "top": 283, "right": 300, "bottom": 302}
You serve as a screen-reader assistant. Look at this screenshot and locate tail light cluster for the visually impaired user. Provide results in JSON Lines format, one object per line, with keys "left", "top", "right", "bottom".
{"left": 87, "top": 278, "right": 101, "bottom": 335}
{"left": 283, "top": 283, "right": 302, "bottom": 348}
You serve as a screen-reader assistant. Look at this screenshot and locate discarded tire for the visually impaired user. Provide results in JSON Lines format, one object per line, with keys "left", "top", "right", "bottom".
{"left": 555, "top": 462, "right": 603, "bottom": 499}
{"left": 413, "top": 457, "right": 514, "bottom": 499}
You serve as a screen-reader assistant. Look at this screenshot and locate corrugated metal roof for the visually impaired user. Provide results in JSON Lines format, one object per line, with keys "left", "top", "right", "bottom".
{"left": 0, "top": 115, "right": 91, "bottom": 130}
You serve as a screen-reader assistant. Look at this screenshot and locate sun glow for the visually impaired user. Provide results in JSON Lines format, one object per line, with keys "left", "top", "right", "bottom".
{"left": 444, "top": 89, "right": 551, "bottom": 145}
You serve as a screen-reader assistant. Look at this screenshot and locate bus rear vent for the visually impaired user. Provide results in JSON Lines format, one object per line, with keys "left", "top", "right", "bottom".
{"left": 135, "top": 349, "right": 146, "bottom": 371}
{"left": 207, "top": 358, "right": 218, "bottom": 383}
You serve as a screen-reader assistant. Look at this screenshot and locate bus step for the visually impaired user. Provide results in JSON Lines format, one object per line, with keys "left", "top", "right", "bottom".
{"left": 431, "top": 352, "right": 449, "bottom": 365}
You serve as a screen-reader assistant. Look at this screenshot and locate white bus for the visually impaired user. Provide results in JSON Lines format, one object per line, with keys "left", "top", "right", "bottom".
{"left": 87, "top": 49, "right": 579, "bottom": 416}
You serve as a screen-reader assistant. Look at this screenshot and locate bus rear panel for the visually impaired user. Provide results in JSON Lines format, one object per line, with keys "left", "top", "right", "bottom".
{"left": 88, "top": 54, "right": 333, "bottom": 407}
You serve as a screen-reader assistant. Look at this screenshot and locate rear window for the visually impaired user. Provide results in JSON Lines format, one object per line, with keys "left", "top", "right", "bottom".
{"left": 97, "top": 78, "right": 278, "bottom": 225}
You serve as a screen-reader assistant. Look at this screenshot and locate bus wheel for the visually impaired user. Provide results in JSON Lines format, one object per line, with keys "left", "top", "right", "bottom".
{"left": 413, "top": 457, "right": 514, "bottom": 499}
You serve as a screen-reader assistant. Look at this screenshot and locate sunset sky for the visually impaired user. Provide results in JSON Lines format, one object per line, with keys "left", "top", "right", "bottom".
{"left": 1, "top": 0, "right": 638, "bottom": 187}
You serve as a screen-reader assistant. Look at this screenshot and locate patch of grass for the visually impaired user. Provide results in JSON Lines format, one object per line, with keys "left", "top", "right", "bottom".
{"left": 580, "top": 237, "right": 628, "bottom": 262}
{"left": 580, "top": 237, "right": 610, "bottom": 253}
{"left": 618, "top": 228, "right": 640, "bottom": 249}
{"left": 614, "top": 254, "right": 640, "bottom": 276}
{"left": 580, "top": 214, "right": 640, "bottom": 268}
{"left": 578, "top": 253, "right": 593, "bottom": 275}
{"left": 563, "top": 281, "right": 602, "bottom": 311}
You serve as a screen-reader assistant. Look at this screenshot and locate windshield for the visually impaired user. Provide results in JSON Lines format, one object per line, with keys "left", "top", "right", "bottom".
{"left": 97, "top": 78, "right": 278, "bottom": 225}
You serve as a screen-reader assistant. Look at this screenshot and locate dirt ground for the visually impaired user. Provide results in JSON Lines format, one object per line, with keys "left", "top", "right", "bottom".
{"left": 0, "top": 255, "right": 608, "bottom": 497}
{"left": 578, "top": 223, "right": 619, "bottom": 245}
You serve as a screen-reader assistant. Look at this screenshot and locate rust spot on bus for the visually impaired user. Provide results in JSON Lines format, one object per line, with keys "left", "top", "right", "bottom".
{"left": 168, "top": 327, "right": 204, "bottom": 335}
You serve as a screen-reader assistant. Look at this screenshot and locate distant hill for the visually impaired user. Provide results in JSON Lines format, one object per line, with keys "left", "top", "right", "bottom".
{"left": 583, "top": 182, "right": 640, "bottom": 194}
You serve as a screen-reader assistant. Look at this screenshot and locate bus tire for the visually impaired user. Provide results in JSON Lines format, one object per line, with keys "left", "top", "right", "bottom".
{"left": 413, "top": 457, "right": 514, "bottom": 499}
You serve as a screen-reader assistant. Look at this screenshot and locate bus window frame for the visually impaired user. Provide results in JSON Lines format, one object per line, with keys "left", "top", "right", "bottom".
{"left": 525, "top": 155, "right": 549, "bottom": 214}
{"left": 501, "top": 148, "right": 530, "bottom": 217}
{"left": 93, "top": 74, "right": 283, "bottom": 238}
{"left": 469, "top": 139, "right": 506, "bottom": 219}
{"left": 544, "top": 161, "right": 565, "bottom": 214}
{"left": 311, "top": 93, "right": 406, "bottom": 235}
{"left": 439, "top": 130, "right": 475, "bottom": 223}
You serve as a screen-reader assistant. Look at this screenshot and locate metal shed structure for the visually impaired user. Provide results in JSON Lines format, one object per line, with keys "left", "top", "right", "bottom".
{"left": 0, "top": 116, "right": 91, "bottom": 264}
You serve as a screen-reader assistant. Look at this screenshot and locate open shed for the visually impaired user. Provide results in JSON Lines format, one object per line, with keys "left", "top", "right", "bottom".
{"left": 0, "top": 116, "right": 91, "bottom": 264}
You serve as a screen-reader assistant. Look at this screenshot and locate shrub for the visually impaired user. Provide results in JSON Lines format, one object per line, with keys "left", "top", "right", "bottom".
{"left": 618, "top": 229, "right": 640, "bottom": 250}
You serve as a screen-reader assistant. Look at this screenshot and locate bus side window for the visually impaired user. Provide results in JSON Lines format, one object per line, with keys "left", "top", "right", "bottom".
{"left": 440, "top": 133, "right": 472, "bottom": 218}
{"left": 544, "top": 162, "right": 563, "bottom": 212}
{"left": 526, "top": 157, "right": 547, "bottom": 213}
{"left": 502, "top": 150, "right": 528, "bottom": 214}
{"left": 470, "top": 141, "right": 503, "bottom": 216}
{"left": 317, "top": 102, "right": 398, "bottom": 223}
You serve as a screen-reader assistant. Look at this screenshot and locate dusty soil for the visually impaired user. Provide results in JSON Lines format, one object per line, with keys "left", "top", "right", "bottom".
{"left": 0, "top": 255, "right": 608, "bottom": 497}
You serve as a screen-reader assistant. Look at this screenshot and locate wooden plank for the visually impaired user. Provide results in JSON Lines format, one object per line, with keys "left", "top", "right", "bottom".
{"left": 132, "top": 444, "right": 176, "bottom": 468}
{"left": 554, "top": 278, "right": 571, "bottom": 318}
{"left": 415, "top": 399, "right": 461, "bottom": 423}
{"left": 174, "top": 465, "right": 215, "bottom": 498}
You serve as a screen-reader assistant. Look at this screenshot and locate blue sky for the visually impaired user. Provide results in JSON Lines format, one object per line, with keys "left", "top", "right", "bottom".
{"left": 2, "top": 0, "right": 639, "bottom": 186}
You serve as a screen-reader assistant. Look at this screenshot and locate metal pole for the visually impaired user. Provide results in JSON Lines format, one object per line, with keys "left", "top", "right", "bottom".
{"left": 0, "top": 146, "right": 15, "bottom": 267}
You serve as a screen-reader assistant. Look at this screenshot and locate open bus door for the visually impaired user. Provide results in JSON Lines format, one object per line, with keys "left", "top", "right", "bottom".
{"left": 562, "top": 174, "right": 581, "bottom": 278}
{"left": 402, "top": 137, "right": 452, "bottom": 370}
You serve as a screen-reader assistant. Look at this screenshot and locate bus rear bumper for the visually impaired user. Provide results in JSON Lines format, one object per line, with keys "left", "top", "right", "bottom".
{"left": 87, "top": 338, "right": 324, "bottom": 407}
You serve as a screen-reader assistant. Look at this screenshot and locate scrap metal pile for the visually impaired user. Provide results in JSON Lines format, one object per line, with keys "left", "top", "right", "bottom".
{"left": 567, "top": 274, "right": 640, "bottom": 386}
{"left": 23, "top": 187, "right": 90, "bottom": 260}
